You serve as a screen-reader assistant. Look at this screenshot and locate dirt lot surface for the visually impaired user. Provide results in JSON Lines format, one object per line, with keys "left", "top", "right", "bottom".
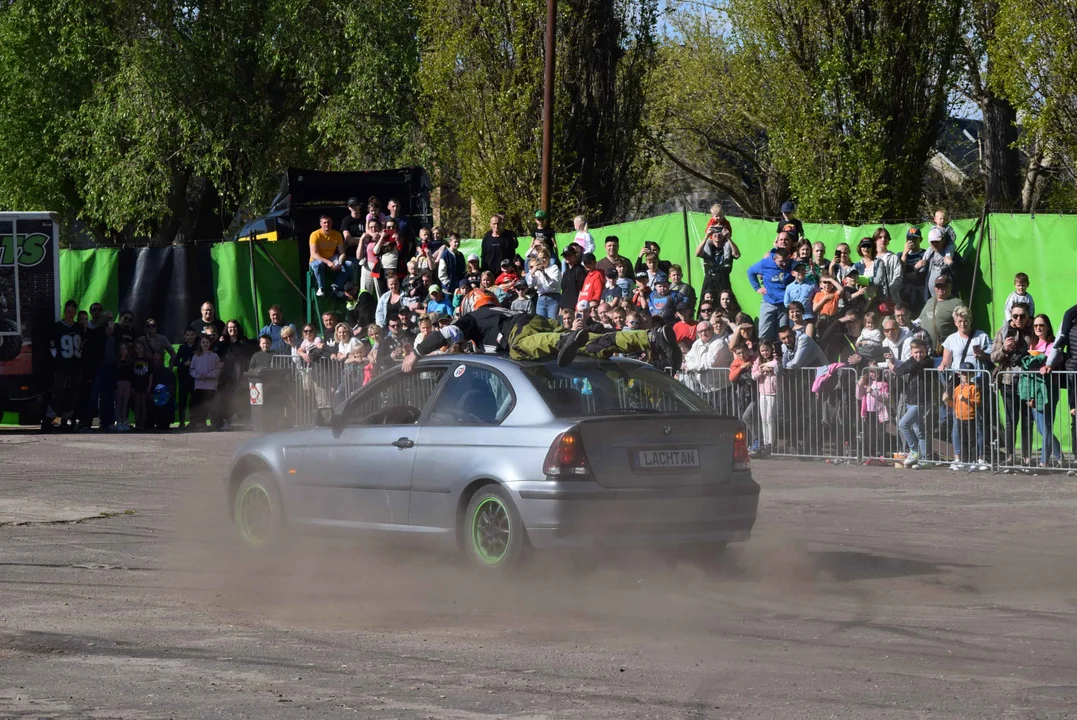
{"left": 1, "top": 430, "right": 1076, "bottom": 719}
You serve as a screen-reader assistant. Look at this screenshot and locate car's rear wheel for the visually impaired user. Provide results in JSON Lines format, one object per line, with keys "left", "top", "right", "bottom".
{"left": 463, "top": 486, "right": 526, "bottom": 571}
{"left": 233, "top": 473, "right": 284, "bottom": 548}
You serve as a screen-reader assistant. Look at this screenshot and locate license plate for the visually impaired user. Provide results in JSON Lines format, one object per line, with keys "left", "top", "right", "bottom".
{"left": 637, "top": 448, "right": 699, "bottom": 469}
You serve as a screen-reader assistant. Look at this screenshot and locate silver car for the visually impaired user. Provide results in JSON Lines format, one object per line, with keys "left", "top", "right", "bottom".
{"left": 227, "top": 355, "right": 759, "bottom": 569}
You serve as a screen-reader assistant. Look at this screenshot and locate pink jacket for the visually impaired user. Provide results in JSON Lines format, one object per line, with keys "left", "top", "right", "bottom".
{"left": 751, "top": 357, "right": 779, "bottom": 395}
{"left": 856, "top": 380, "right": 890, "bottom": 422}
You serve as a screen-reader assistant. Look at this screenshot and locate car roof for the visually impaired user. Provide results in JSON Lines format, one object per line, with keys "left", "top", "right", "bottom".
{"left": 414, "top": 354, "right": 650, "bottom": 372}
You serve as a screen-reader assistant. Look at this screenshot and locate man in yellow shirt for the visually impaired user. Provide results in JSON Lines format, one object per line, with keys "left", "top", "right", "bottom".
{"left": 309, "top": 214, "right": 351, "bottom": 298}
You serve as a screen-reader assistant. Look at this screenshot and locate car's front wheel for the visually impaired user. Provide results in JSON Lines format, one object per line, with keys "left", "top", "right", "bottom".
{"left": 233, "top": 473, "right": 284, "bottom": 548}
{"left": 463, "top": 486, "right": 526, "bottom": 571}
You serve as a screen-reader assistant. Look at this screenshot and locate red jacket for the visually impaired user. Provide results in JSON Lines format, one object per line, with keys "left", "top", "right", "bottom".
{"left": 579, "top": 269, "right": 605, "bottom": 305}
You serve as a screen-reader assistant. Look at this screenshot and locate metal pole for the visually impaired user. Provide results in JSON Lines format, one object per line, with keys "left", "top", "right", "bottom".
{"left": 540, "top": 0, "right": 556, "bottom": 214}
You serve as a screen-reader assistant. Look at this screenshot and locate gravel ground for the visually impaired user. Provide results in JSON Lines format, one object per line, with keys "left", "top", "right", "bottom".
{"left": 2, "top": 430, "right": 1077, "bottom": 719}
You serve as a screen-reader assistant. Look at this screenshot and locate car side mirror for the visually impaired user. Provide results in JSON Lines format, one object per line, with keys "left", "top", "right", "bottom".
{"left": 314, "top": 407, "right": 334, "bottom": 428}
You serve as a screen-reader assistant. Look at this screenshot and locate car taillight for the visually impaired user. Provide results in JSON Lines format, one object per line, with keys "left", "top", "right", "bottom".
{"left": 733, "top": 424, "right": 750, "bottom": 470}
{"left": 543, "top": 429, "right": 592, "bottom": 478}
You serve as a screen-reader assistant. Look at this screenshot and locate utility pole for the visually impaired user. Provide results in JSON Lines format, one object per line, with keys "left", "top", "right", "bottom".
{"left": 540, "top": 0, "right": 556, "bottom": 214}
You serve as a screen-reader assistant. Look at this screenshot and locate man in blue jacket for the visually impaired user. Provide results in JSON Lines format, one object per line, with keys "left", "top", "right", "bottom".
{"left": 747, "top": 246, "right": 793, "bottom": 342}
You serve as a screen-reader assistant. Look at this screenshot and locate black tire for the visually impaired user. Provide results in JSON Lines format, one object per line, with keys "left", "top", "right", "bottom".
{"left": 462, "top": 486, "right": 527, "bottom": 571}
{"left": 233, "top": 473, "right": 285, "bottom": 548}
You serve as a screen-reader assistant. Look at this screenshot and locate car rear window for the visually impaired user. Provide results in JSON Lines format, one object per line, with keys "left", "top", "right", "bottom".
{"left": 522, "top": 362, "right": 714, "bottom": 418}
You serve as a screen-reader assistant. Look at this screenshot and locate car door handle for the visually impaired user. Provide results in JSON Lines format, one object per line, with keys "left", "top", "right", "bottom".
{"left": 391, "top": 437, "right": 414, "bottom": 449}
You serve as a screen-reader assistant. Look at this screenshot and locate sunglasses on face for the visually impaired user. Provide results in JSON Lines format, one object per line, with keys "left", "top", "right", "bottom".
{"left": 146, "top": 323, "right": 157, "bottom": 328}
{"left": 303, "top": 329, "right": 315, "bottom": 334}
{"left": 1012, "top": 314, "right": 1027, "bottom": 320}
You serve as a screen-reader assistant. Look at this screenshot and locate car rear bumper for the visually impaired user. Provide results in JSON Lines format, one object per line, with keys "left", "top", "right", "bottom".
{"left": 504, "top": 471, "right": 760, "bottom": 550}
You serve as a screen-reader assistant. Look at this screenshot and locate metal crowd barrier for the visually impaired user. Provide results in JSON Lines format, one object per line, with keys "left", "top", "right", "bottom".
{"left": 994, "top": 369, "right": 1077, "bottom": 474}
{"left": 262, "top": 353, "right": 391, "bottom": 428}
{"left": 678, "top": 364, "right": 1077, "bottom": 472}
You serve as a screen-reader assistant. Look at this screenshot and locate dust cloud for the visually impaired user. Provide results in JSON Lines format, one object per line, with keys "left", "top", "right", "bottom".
{"left": 155, "top": 470, "right": 832, "bottom": 642}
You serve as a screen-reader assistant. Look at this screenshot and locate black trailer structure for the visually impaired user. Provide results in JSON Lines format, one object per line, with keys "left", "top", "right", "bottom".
{"left": 234, "top": 167, "right": 433, "bottom": 243}
{"left": 0, "top": 212, "right": 60, "bottom": 423}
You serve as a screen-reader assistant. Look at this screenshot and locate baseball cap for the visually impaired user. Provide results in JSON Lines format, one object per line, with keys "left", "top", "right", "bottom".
{"left": 346, "top": 196, "right": 360, "bottom": 207}
{"left": 653, "top": 272, "right": 669, "bottom": 285}
{"left": 928, "top": 227, "right": 944, "bottom": 244}
{"left": 907, "top": 227, "right": 922, "bottom": 239}
{"left": 582, "top": 252, "right": 597, "bottom": 264}
{"left": 561, "top": 243, "right": 580, "bottom": 257}
{"left": 934, "top": 275, "right": 951, "bottom": 287}
{"left": 634, "top": 271, "right": 648, "bottom": 281}
{"left": 458, "top": 279, "right": 472, "bottom": 290}
{"left": 500, "top": 258, "right": 513, "bottom": 267}
{"left": 791, "top": 261, "right": 807, "bottom": 271}
{"left": 514, "top": 280, "right": 528, "bottom": 289}
{"left": 467, "top": 253, "right": 479, "bottom": 262}
{"left": 604, "top": 267, "right": 618, "bottom": 279}
{"left": 780, "top": 201, "right": 796, "bottom": 213}
{"left": 534, "top": 209, "right": 548, "bottom": 220}
{"left": 428, "top": 284, "right": 441, "bottom": 294}
{"left": 576, "top": 300, "right": 589, "bottom": 311}
{"left": 858, "top": 237, "right": 874, "bottom": 249}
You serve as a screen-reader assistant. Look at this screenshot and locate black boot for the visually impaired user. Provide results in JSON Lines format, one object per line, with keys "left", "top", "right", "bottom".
{"left": 556, "top": 329, "right": 590, "bottom": 367}
{"left": 648, "top": 325, "right": 681, "bottom": 372}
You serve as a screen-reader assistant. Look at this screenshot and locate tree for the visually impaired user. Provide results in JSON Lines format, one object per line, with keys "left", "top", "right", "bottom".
{"left": 990, "top": 0, "right": 1077, "bottom": 210}
{"left": 959, "top": 0, "right": 1021, "bottom": 210}
{"left": 646, "top": 7, "right": 787, "bottom": 218}
{"left": 653, "top": 0, "right": 964, "bottom": 224}
{"left": 419, "top": 0, "right": 658, "bottom": 231}
{"left": 0, "top": 0, "right": 421, "bottom": 245}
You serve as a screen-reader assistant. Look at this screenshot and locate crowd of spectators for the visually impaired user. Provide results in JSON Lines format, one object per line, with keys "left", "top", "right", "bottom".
{"left": 40, "top": 198, "right": 1074, "bottom": 472}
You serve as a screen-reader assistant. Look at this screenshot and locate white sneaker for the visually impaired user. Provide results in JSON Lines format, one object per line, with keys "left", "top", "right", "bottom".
{"left": 316, "top": 288, "right": 325, "bottom": 297}
{"left": 950, "top": 462, "right": 964, "bottom": 472}
{"left": 976, "top": 459, "right": 991, "bottom": 471}
{"left": 903, "top": 451, "right": 920, "bottom": 468}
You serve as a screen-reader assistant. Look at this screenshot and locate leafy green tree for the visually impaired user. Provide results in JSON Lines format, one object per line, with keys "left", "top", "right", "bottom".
{"left": 958, "top": 0, "right": 1021, "bottom": 211}
{"left": 653, "top": 0, "right": 964, "bottom": 224}
{"left": 990, "top": 0, "right": 1077, "bottom": 210}
{"left": 647, "top": 6, "right": 787, "bottom": 217}
{"left": 0, "top": 0, "right": 420, "bottom": 244}
{"left": 419, "top": 0, "right": 658, "bottom": 231}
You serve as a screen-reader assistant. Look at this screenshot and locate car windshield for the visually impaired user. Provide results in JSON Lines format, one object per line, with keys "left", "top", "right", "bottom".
{"left": 522, "top": 361, "right": 714, "bottom": 418}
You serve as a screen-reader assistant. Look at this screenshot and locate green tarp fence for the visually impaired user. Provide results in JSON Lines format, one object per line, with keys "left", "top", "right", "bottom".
{"left": 55, "top": 213, "right": 1072, "bottom": 338}
{"left": 529, "top": 212, "right": 1070, "bottom": 336}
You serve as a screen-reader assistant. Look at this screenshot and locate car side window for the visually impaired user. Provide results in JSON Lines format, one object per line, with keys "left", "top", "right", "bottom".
{"left": 428, "top": 366, "right": 514, "bottom": 426}
{"left": 343, "top": 368, "right": 446, "bottom": 426}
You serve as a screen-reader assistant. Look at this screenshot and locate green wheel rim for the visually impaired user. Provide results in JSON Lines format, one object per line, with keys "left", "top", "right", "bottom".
{"left": 237, "top": 484, "right": 273, "bottom": 545}
{"left": 471, "top": 497, "right": 510, "bottom": 564}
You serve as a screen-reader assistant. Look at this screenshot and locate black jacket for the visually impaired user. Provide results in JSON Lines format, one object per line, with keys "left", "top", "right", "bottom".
{"left": 560, "top": 264, "right": 588, "bottom": 312}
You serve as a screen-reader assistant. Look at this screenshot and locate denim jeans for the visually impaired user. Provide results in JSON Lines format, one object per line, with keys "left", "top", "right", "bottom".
{"left": 1033, "top": 397, "right": 1062, "bottom": 465}
{"left": 310, "top": 257, "right": 351, "bottom": 291}
{"left": 95, "top": 365, "right": 116, "bottom": 428}
{"left": 951, "top": 413, "right": 983, "bottom": 460}
{"left": 898, "top": 404, "right": 927, "bottom": 457}
{"left": 536, "top": 293, "right": 560, "bottom": 319}
{"left": 758, "top": 300, "right": 786, "bottom": 342}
